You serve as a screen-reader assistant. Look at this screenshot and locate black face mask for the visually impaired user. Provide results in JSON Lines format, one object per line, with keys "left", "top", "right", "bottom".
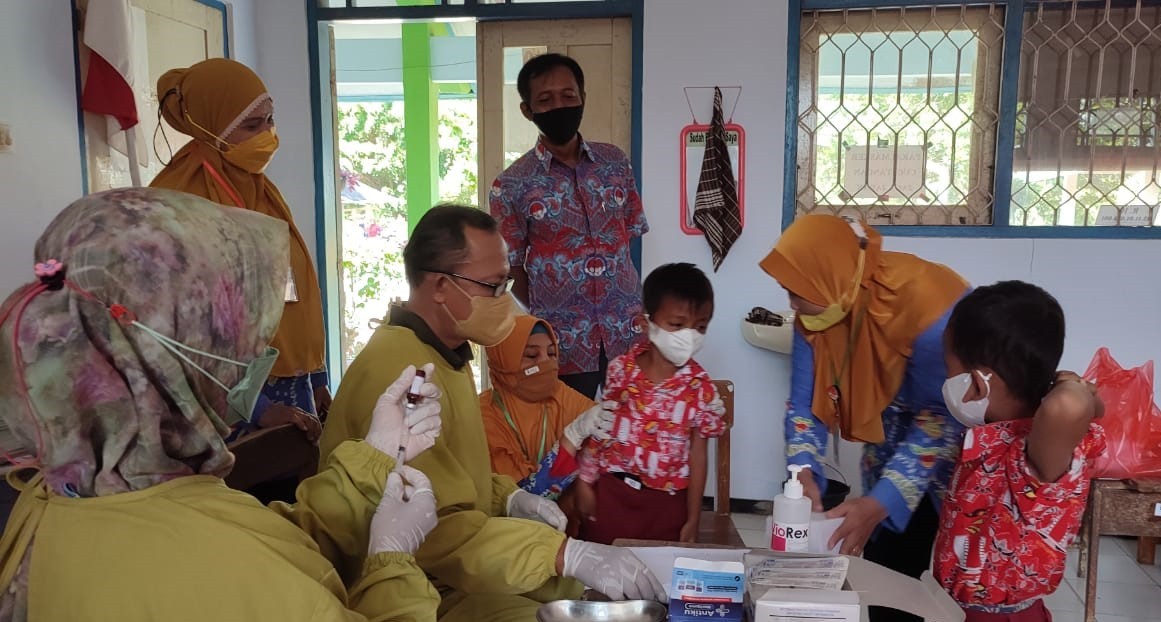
{"left": 531, "top": 105, "right": 584, "bottom": 146}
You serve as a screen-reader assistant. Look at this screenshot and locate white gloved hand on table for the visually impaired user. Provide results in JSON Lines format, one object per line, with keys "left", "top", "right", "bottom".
{"left": 506, "top": 489, "right": 567, "bottom": 531}
{"left": 366, "top": 363, "right": 442, "bottom": 464}
{"left": 562, "top": 400, "right": 618, "bottom": 448}
{"left": 368, "top": 465, "right": 438, "bottom": 556}
{"left": 560, "top": 539, "right": 667, "bottom": 602}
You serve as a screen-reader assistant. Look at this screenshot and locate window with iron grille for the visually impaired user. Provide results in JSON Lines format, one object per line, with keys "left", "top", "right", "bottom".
{"left": 319, "top": 0, "right": 612, "bottom": 7}
{"left": 789, "top": 0, "right": 1161, "bottom": 234}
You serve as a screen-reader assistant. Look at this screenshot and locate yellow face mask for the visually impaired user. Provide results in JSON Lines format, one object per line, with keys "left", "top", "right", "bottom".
{"left": 799, "top": 304, "right": 849, "bottom": 332}
{"left": 797, "top": 235, "right": 868, "bottom": 332}
{"left": 223, "top": 129, "right": 279, "bottom": 174}
{"left": 183, "top": 109, "right": 280, "bottom": 175}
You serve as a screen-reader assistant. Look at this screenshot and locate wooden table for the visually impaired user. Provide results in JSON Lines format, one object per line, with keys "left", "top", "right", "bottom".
{"left": 1077, "top": 478, "right": 1161, "bottom": 622}
{"left": 699, "top": 511, "right": 747, "bottom": 547}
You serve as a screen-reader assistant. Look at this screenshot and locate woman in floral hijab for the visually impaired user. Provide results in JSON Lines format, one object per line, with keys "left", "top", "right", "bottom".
{"left": 0, "top": 187, "right": 287, "bottom": 493}
{"left": 0, "top": 188, "right": 441, "bottom": 621}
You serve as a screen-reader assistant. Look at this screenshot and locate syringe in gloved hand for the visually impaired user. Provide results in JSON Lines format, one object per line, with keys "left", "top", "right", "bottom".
{"left": 397, "top": 368, "right": 427, "bottom": 466}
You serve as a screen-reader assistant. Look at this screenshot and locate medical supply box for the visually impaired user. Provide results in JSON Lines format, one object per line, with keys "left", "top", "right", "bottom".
{"left": 669, "top": 557, "right": 745, "bottom": 622}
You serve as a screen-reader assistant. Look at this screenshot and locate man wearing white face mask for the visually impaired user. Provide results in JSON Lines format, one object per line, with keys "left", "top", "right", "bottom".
{"left": 319, "top": 205, "right": 666, "bottom": 621}
{"left": 575, "top": 263, "right": 727, "bottom": 545}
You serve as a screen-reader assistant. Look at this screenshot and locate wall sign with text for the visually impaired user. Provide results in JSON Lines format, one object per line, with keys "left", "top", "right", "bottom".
{"left": 680, "top": 123, "right": 746, "bottom": 235}
{"left": 841, "top": 145, "right": 926, "bottom": 201}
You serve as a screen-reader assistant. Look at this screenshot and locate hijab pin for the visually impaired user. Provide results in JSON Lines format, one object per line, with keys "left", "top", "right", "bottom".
{"left": 109, "top": 304, "right": 138, "bottom": 325}
{"left": 34, "top": 259, "right": 66, "bottom": 290}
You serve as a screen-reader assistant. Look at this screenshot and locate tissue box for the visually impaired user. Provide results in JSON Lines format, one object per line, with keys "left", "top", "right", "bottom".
{"left": 669, "top": 557, "right": 745, "bottom": 622}
{"left": 750, "top": 587, "right": 860, "bottom": 622}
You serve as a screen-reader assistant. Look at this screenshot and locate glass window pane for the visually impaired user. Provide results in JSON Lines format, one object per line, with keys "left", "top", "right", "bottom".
{"left": 333, "top": 20, "right": 481, "bottom": 380}
{"left": 1011, "top": 1, "right": 1161, "bottom": 227}
{"left": 796, "top": 6, "right": 1004, "bottom": 226}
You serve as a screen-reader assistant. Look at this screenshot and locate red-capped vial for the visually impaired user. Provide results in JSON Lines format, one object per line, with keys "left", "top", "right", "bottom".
{"left": 405, "top": 369, "right": 426, "bottom": 408}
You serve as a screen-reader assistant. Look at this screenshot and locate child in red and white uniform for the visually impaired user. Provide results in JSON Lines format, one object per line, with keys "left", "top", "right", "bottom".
{"left": 935, "top": 281, "right": 1105, "bottom": 622}
{"left": 575, "top": 263, "right": 726, "bottom": 545}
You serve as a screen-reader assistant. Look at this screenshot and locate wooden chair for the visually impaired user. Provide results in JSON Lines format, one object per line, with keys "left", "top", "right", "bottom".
{"left": 698, "top": 380, "right": 744, "bottom": 546}
{"left": 225, "top": 424, "right": 319, "bottom": 493}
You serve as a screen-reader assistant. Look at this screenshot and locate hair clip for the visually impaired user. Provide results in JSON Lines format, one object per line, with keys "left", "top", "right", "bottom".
{"left": 109, "top": 304, "right": 138, "bottom": 325}
{"left": 34, "top": 260, "right": 66, "bottom": 290}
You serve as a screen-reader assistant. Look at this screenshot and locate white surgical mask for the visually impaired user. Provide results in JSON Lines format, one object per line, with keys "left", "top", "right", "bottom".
{"left": 942, "top": 371, "right": 992, "bottom": 427}
{"left": 647, "top": 320, "right": 704, "bottom": 367}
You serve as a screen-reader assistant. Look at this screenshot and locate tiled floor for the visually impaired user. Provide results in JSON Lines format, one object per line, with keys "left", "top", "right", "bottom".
{"left": 730, "top": 513, "right": 1161, "bottom": 622}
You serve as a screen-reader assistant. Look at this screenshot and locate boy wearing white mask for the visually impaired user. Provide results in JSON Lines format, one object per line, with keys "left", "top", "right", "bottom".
{"left": 934, "top": 281, "right": 1104, "bottom": 622}
{"left": 575, "top": 263, "right": 725, "bottom": 544}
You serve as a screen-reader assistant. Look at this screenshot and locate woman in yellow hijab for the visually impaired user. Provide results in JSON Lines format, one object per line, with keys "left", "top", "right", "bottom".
{"left": 480, "top": 315, "right": 611, "bottom": 502}
{"left": 761, "top": 215, "right": 968, "bottom": 622}
{"left": 151, "top": 58, "right": 326, "bottom": 443}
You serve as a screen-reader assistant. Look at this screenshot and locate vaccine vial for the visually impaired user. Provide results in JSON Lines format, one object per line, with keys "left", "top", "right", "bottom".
{"left": 405, "top": 369, "right": 426, "bottom": 408}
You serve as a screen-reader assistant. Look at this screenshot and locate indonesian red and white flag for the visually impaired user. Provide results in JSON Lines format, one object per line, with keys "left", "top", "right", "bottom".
{"left": 81, "top": 0, "right": 149, "bottom": 183}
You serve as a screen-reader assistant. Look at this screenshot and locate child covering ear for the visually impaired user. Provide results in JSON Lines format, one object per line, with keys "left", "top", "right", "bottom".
{"left": 934, "top": 281, "right": 1105, "bottom": 622}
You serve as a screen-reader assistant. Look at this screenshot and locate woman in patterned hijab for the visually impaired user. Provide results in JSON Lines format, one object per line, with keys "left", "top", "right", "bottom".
{"left": 0, "top": 187, "right": 287, "bottom": 495}
{"left": 0, "top": 188, "right": 442, "bottom": 621}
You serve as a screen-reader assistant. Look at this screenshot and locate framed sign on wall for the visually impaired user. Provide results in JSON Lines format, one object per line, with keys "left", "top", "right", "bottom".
{"left": 680, "top": 122, "right": 746, "bottom": 235}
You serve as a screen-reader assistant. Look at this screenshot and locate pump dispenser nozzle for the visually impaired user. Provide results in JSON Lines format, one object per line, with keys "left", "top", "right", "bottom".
{"left": 784, "top": 465, "right": 805, "bottom": 500}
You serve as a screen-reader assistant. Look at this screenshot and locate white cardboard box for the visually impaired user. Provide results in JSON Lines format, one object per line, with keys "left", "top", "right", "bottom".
{"left": 751, "top": 587, "right": 861, "bottom": 622}
{"left": 747, "top": 551, "right": 964, "bottom": 622}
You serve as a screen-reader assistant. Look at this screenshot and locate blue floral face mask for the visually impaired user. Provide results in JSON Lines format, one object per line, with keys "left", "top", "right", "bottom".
{"left": 132, "top": 322, "right": 279, "bottom": 424}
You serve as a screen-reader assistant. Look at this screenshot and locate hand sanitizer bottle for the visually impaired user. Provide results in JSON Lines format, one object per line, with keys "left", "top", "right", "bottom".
{"left": 770, "top": 465, "right": 811, "bottom": 552}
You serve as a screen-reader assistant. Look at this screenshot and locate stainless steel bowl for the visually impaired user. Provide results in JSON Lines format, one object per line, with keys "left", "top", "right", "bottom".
{"left": 535, "top": 600, "right": 667, "bottom": 622}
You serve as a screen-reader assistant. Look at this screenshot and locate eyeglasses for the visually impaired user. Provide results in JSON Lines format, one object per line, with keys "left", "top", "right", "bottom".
{"left": 427, "top": 270, "right": 514, "bottom": 298}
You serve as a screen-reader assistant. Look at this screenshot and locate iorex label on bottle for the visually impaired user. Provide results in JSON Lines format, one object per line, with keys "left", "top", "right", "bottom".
{"left": 771, "top": 521, "right": 809, "bottom": 552}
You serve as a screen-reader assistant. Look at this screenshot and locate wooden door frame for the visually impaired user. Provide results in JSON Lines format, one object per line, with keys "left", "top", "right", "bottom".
{"left": 306, "top": 1, "right": 644, "bottom": 387}
{"left": 70, "top": 0, "right": 230, "bottom": 196}
{"left": 476, "top": 17, "right": 632, "bottom": 211}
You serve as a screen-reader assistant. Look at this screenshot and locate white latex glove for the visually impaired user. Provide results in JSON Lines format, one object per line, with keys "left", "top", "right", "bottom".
{"left": 368, "top": 465, "right": 438, "bottom": 555}
{"left": 366, "top": 364, "right": 442, "bottom": 464}
{"left": 506, "top": 489, "right": 567, "bottom": 531}
{"left": 563, "top": 400, "right": 617, "bottom": 448}
{"left": 560, "top": 539, "right": 667, "bottom": 602}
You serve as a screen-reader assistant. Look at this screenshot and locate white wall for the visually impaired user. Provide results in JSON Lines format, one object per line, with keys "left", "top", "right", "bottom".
{"left": 230, "top": 0, "right": 259, "bottom": 66}
{"left": 253, "top": 0, "right": 317, "bottom": 255}
{"left": 0, "top": 0, "right": 87, "bottom": 297}
{"left": 0, "top": 0, "right": 258, "bottom": 298}
{"left": 640, "top": 0, "right": 806, "bottom": 500}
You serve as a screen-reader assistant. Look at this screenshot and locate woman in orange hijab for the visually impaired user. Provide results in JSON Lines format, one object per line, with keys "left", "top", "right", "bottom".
{"left": 481, "top": 315, "right": 611, "bottom": 500}
{"left": 150, "top": 59, "right": 324, "bottom": 442}
{"left": 761, "top": 215, "right": 968, "bottom": 622}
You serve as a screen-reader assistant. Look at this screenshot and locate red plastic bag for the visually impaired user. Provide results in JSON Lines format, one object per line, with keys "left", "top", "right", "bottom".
{"left": 1083, "top": 348, "right": 1161, "bottom": 478}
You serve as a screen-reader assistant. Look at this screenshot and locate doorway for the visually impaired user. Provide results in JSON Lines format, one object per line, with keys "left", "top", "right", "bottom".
{"left": 476, "top": 18, "right": 632, "bottom": 207}
{"left": 320, "top": 10, "right": 636, "bottom": 387}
